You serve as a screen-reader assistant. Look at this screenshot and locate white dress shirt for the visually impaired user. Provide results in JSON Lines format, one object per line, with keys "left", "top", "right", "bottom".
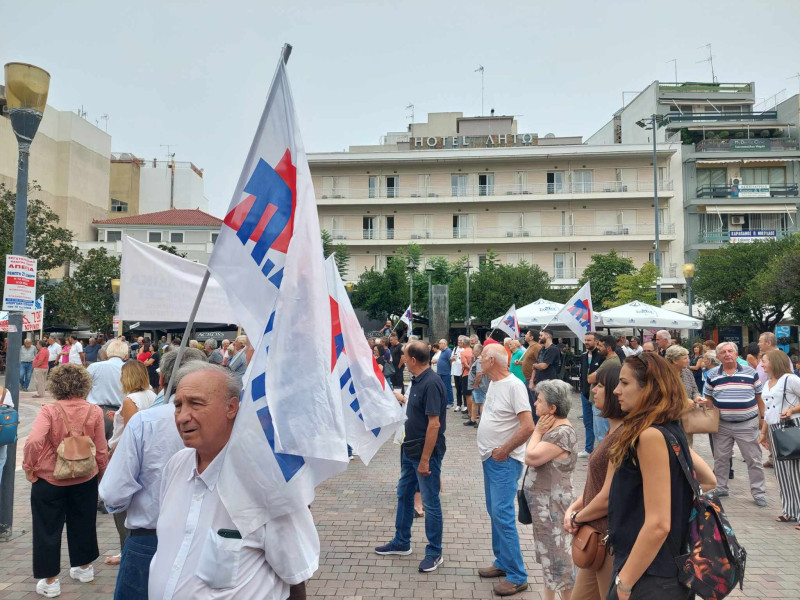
{"left": 47, "top": 342, "right": 61, "bottom": 362}
{"left": 69, "top": 341, "right": 84, "bottom": 364}
{"left": 86, "top": 357, "right": 124, "bottom": 407}
{"left": 149, "top": 446, "right": 319, "bottom": 600}
{"left": 99, "top": 402, "right": 185, "bottom": 530}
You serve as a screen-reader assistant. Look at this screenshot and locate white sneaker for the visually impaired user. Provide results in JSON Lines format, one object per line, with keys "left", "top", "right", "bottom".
{"left": 453, "top": 406, "right": 460, "bottom": 412}
{"left": 36, "top": 578, "right": 61, "bottom": 597}
{"left": 577, "top": 451, "right": 590, "bottom": 458}
{"left": 461, "top": 406, "right": 468, "bottom": 412}
{"left": 69, "top": 565, "right": 94, "bottom": 583}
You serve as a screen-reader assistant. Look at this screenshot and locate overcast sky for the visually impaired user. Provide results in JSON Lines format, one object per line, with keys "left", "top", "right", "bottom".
{"left": 3, "top": 0, "right": 799, "bottom": 217}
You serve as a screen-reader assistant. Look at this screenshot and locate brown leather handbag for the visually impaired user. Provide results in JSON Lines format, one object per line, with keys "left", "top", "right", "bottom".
{"left": 53, "top": 404, "right": 98, "bottom": 480}
{"left": 571, "top": 524, "right": 607, "bottom": 571}
{"left": 681, "top": 405, "right": 720, "bottom": 434}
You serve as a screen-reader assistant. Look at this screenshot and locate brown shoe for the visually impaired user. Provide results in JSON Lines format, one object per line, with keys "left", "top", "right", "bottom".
{"left": 493, "top": 580, "right": 529, "bottom": 596}
{"left": 478, "top": 565, "right": 506, "bottom": 578}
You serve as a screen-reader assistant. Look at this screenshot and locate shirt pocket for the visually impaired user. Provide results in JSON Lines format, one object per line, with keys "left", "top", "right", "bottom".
{"left": 196, "top": 529, "right": 243, "bottom": 589}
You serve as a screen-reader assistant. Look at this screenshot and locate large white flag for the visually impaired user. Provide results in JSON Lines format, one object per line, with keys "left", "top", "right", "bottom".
{"left": 325, "top": 257, "right": 405, "bottom": 462}
{"left": 496, "top": 305, "right": 520, "bottom": 339}
{"left": 399, "top": 305, "right": 413, "bottom": 330}
{"left": 552, "top": 282, "right": 594, "bottom": 339}
{"left": 208, "top": 54, "right": 335, "bottom": 460}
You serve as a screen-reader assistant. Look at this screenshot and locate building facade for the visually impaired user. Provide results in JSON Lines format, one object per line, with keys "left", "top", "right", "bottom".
{"left": 76, "top": 208, "right": 222, "bottom": 264}
{"left": 310, "top": 112, "right": 685, "bottom": 296}
{"left": 0, "top": 87, "right": 111, "bottom": 243}
{"left": 588, "top": 82, "right": 800, "bottom": 261}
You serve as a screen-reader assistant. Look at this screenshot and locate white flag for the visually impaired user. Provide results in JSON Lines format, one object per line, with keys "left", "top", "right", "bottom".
{"left": 399, "top": 305, "right": 413, "bottom": 329}
{"left": 552, "top": 282, "right": 594, "bottom": 339}
{"left": 496, "top": 305, "right": 520, "bottom": 339}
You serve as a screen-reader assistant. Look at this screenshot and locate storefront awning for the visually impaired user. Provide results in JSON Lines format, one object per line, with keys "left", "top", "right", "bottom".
{"left": 699, "top": 204, "right": 797, "bottom": 213}
{"left": 697, "top": 158, "right": 800, "bottom": 164}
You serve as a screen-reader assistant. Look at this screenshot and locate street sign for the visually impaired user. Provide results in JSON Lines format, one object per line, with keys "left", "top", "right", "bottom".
{"left": 128, "top": 322, "right": 141, "bottom": 330}
{"left": 3, "top": 255, "right": 37, "bottom": 311}
{"left": 113, "top": 316, "right": 120, "bottom": 334}
{"left": 729, "top": 229, "right": 776, "bottom": 243}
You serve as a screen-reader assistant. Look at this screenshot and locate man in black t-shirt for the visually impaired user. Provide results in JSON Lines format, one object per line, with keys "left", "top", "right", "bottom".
{"left": 533, "top": 331, "right": 561, "bottom": 385}
{"left": 376, "top": 341, "right": 447, "bottom": 573}
{"left": 389, "top": 334, "right": 406, "bottom": 392}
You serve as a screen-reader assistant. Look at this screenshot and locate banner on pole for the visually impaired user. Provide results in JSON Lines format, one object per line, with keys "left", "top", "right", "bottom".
{"left": 0, "top": 295, "right": 44, "bottom": 332}
{"left": 3, "top": 255, "right": 37, "bottom": 311}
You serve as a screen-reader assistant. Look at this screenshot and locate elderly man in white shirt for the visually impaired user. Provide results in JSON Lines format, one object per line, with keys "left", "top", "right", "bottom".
{"left": 149, "top": 363, "right": 317, "bottom": 600}
{"left": 87, "top": 339, "right": 129, "bottom": 439}
{"left": 68, "top": 335, "right": 84, "bottom": 365}
{"left": 47, "top": 336, "right": 61, "bottom": 369}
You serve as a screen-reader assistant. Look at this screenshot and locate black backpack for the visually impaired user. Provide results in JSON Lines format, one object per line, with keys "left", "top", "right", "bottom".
{"left": 655, "top": 426, "right": 746, "bottom": 600}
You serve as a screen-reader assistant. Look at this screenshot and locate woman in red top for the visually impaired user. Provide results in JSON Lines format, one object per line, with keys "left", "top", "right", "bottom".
{"left": 136, "top": 340, "right": 152, "bottom": 363}
{"left": 23, "top": 364, "right": 109, "bottom": 598}
{"left": 31, "top": 340, "right": 50, "bottom": 398}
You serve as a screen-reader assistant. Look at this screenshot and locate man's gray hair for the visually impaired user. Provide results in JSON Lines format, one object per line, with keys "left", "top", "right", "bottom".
{"left": 483, "top": 343, "right": 508, "bottom": 366}
{"left": 704, "top": 350, "right": 720, "bottom": 366}
{"left": 174, "top": 362, "right": 242, "bottom": 403}
{"left": 534, "top": 379, "right": 572, "bottom": 418}
{"left": 716, "top": 341, "right": 738, "bottom": 355}
{"left": 656, "top": 330, "right": 671, "bottom": 340}
{"left": 458, "top": 335, "right": 468, "bottom": 344}
{"left": 106, "top": 339, "right": 129, "bottom": 360}
{"left": 204, "top": 339, "right": 218, "bottom": 350}
{"left": 160, "top": 347, "right": 207, "bottom": 389}
{"left": 759, "top": 332, "right": 777, "bottom": 347}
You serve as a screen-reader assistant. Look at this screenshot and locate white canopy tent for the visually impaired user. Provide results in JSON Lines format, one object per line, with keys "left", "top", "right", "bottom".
{"left": 491, "top": 299, "right": 563, "bottom": 328}
{"left": 598, "top": 300, "right": 703, "bottom": 330}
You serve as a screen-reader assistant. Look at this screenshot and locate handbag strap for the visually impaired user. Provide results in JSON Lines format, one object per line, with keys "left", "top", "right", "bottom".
{"left": 0, "top": 388, "right": 7, "bottom": 406}
{"left": 54, "top": 403, "right": 74, "bottom": 437}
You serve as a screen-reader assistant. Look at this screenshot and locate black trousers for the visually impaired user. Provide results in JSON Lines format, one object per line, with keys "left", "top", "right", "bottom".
{"left": 31, "top": 476, "right": 100, "bottom": 579}
{"left": 453, "top": 375, "right": 463, "bottom": 407}
{"left": 607, "top": 573, "right": 694, "bottom": 600}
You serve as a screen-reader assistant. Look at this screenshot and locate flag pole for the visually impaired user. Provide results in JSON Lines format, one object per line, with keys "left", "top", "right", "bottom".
{"left": 164, "top": 269, "right": 211, "bottom": 402}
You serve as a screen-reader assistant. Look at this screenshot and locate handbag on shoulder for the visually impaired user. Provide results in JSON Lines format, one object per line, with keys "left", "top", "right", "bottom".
{"left": 517, "top": 467, "right": 532, "bottom": 525}
{"left": 53, "top": 404, "right": 98, "bottom": 480}
{"left": 0, "top": 389, "right": 19, "bottom": 446}
{"left": 772, "top": 418, "right": 800, "bottom": 462}
{"left": 681, "top": 404, "right": 720, "bottom": 434}
{"left": 571, "top": 524, "right": 607, "bottom": 571}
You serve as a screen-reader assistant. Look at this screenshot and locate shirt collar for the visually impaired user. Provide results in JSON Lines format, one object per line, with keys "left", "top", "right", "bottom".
{"left": 411, "top": 367, "right": 431, "bottom": 383}
{"left": 187, "top": 444, "right": 229, "bottom": 491}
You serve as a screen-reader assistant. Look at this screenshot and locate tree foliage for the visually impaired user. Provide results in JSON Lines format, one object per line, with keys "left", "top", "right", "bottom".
{"left": 578, "top": 250, "right": 635, "bottom": 309}
{"left": 694, "top": 238, "right": 794, "bottom": 331}
{"left": 320, "top": 229, "right": 350, "bottom": 279}
{"left": 606, "top": 261, "right": 658, "bottom": 308}
{"left": 69, "top": 248, "right": 121, "bottom": 331}
{"left": 158, "top": 244, "right": 187, "bottom": 258}
{"left": 757, "top": 234, "right": 800, "bottom": 328}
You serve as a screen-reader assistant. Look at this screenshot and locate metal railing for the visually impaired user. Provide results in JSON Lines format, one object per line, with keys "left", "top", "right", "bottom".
{"left": 698, "top": 229, "right": 794, "bottom": 243}
{"left": 695, "top": 138, "right": 798, "bottom": 152}
{"left": 338, "top": 222, "right": 676, "bottom": 242}
{"left": 695, "top": 183, "right": 798, "bottom": 198}
{"left": 320, "top": 180, "right": 674, "bottom": 200}
{"left": 658, "top": 82, "right": 752, "bottom": 93}
{"left": 665, "top": 111, "right": 776, "bottom": 125}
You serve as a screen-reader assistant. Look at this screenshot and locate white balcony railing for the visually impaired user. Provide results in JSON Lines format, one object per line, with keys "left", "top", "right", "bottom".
{"left": 320, "top": 180, "right": 674, "bottom": 200}
{"left": 334, "top": 222, "right": 675, "bottom": 242}
{"left": 553, "top": 267, "right": 579, "bottom": 279}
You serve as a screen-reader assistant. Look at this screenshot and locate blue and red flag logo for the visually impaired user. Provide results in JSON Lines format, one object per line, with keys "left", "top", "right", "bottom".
{"left": 566, "top": 299, "right": 592, "bottom": 331}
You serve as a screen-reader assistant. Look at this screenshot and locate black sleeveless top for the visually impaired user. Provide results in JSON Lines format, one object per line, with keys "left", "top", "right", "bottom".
{"left": 607, "top": 421, "right": 694, "bottom": 577}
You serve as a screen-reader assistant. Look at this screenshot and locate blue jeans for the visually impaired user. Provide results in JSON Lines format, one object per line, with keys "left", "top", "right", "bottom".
{"left": 482, "top": 457, "right": 527, "bottom": 585}
{"left": 593, "top": 405, "right": 610, "bottom": 444}
{"left": 114, "top": 534, "right": 157, "bottom": 600}
{"left": 439, "top": 374, "right": 454, "bottom": 406}
{"left": 0, "top": 445, "right": 7, "bottom": 488}
{"left": 20, "top": 362, "right": 33, "bottom": 390}
{"left": 581, "top": 394, "right": 595, "bottom": 452}
{"left": 393, "top": 450, "right": 443, "bottom": 558}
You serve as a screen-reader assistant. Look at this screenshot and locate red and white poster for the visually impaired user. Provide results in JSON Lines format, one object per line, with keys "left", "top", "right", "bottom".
{"left": 0, "top": 295, "right": 44, "bottom": 332}
{"left": 3, "top": 255, "right": 37, "bottom": 311}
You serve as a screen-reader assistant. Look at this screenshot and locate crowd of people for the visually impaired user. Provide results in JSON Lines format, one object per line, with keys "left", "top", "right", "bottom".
{"left": 2, "top": 323, "right": 800, "bottom": 599}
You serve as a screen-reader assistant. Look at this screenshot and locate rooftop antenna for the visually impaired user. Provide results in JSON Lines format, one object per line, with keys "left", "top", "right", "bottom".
{"left": 697, "top": 43, "right": 717, "bottom": 83}
{"left": 72, "top": 105, "right": 87, "bottom": 119}
{"left": 160, "top": 144, "right": 177, "bottom": 209}
{"left": 98, "top": 113, "right": 109, "bottom": 132}
{"left": 475, "top": 65, "right": 484, "bottom": 116}
{"left": 666, "top": 58, "right": 678, "bottom": 85}
{"left": 405, "top": 103, "right": 414, "bottom": 124}
{"left": 788, "top": 72, "right": 800, "bottom": 95}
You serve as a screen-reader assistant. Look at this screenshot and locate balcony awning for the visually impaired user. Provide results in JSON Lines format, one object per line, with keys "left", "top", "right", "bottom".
{"left": 699, "top": 204, "right": 797, "bottom": 213}
{"left": 697, "top": 158, "right": 800, "bottom": 164}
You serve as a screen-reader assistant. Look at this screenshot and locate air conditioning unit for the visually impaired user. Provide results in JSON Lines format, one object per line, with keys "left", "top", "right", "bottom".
{"left": 732, "top": 178, "right": 740, "bottom": 185}
{"left": 730, "top": 215, "right": 745, "bottom": 225}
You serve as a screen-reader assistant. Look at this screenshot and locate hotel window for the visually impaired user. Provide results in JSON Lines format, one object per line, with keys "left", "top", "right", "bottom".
{"left": 110, "top": 199, "right": 128, "bottom": 213}
{"left": 561, "top": 210, "right": 574, "bottom": 236}
{"left": 385, "top": 175, "right": 398, "bottom": 198}
{"left": 553, "top": 252, "right": 576, "bottom": 279}
{"left": 741, "top": 167, "right": 785, "bottom": 185}
{"left": 453, "top": 214, "right": 471, "bottom": 238}
{"left": 573, "top": 170, "right": 593, "bottom": 193}
{"left": 412, "top": 214, "right": 431, "bottom": 239}
{"left": 363, "top": 216, "right": 376, "bottom": 239}
{"left": 322, "top": 176, "right": 349, "bottom": 198}
{"left": 211, "top": 232, "right": 219, "bottom": 244}
{"left": 368, "top": 176, "right": 378, "bottom": 199}
{"left": 148, "top": 231, "right": 162, "bottom": 243}
{"left": 106, "top": 230, "right": 122, "bottom": 242}
{"left": 478, "top": 173, "right": 494, "bottom": 196}
{"left": 451, "top": 174, "right": 468, "bottom": 197}
{"left": 547, "top": 171, "right": 564, "bottom": 194}
{"left": 418, "top": 174, "right": 431, "bottom": 197}
{"left": 329, "top": 216, "right": 345, "bottom": 239}
{"left": 697, "top": 168, "right": 727, "bottom": 188}
{"left": 514, "top": 171, "right": 528, "bottom": 194}
{"left": 170, "top": 232, "right": 184, "bottom": 243}
{"left": 648, "top": 251, "right": 667, "bottom": 268}
{"left": 385, "top": 216, "right": 395, "bottom": 240}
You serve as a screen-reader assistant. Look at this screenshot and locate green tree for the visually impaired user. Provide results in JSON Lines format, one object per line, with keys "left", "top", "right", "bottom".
{"left": 578, "top": 250, "right": 635, "bottom": 309}
{"left": 350, "top": 256, "right": 412, "bottom": 321}
{"left": 320, "top": 229, "right": 351, "bottom": 279}
{"left": 69, "top": 248, "right": 121, "bottom": 331}
{"left": 694, "top": 238, "right": 793, "bottom": 331}
{"left": 606, "top": 261, "right": 658, "bottom": 308}
{"left": 0, "top": 183, "right": 81, "bottom": 303}
{"left": 758, "top": 234, "right": 800, "bottom": 327}
{"left": 469, "top": 259, "right": 551, "bottom": 323}
{"left": 157, "top": 244, "right": 187, "bottom": 258}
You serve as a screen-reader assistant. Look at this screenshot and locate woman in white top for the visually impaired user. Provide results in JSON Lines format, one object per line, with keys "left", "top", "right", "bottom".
{"left": 105, "top": 360, "right": 156, "bottom": 565}
{"left": 759, "top": 349, "right": 800, "bottom": 527}
{"left": 431, "top": 342, "right": 441, "bottom": 370}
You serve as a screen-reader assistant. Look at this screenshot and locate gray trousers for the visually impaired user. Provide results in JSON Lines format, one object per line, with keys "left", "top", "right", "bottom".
{"left": 711, "top": 417, "right": 766, "bottom": 497}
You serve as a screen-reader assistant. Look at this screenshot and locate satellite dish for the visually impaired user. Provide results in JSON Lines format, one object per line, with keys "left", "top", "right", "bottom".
{"left": 544, "top": 133, "right": 555, "bottom": 138}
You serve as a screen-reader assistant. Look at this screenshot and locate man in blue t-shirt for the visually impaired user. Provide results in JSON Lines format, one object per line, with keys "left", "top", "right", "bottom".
{"left": 436, "top": 339, "right": 454, "bottom": 407}
{"left": 376, "top": 341, "right": 447, "bottom": 573}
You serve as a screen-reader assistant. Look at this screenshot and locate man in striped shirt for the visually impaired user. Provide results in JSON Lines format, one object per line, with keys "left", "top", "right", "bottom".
{"left": 703, "top": 341, "right": 767, "bottom": 506}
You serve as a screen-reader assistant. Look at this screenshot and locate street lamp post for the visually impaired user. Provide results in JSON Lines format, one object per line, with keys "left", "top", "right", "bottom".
{"left": 636, "top": 114, "right": 665, "bottom": 304}
{"left": 425, "top": 262, "right": 435, "bottom": 341}
{"left": 683, "top": 263, "right": 695, "bottom": 317}
{"left": 463, "top": 260, "right": 472, "bottom": 335}
{"left": 0, "top": 62, "right": 51, "bottom": 540}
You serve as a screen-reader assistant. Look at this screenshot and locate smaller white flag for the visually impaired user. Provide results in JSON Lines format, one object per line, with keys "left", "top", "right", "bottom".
{"left": 496, "top": 305, "right": 520, "bottom": 339}
{"left": 553, "top": 282, "right": 594, "bottom": 339}
{"left": 399, "top": 305, "right": 413, "bottom": 329}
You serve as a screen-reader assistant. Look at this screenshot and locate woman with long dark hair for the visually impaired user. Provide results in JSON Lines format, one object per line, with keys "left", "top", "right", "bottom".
{"left": 606, "top": 354, "right": 715, "bottom": 600}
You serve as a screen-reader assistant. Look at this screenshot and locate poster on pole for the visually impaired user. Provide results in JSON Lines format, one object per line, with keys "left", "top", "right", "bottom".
{"left": 3, "top": 255, "right": 37, "bottom": 311}
{"left": 0, "top": 296, "right": 43, "bottom": 332}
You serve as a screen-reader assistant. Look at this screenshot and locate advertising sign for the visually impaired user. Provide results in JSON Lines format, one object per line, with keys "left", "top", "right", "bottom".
{"left": 729, "top": 230, "right": 776, "bottom": 243}
{"left": 737, "top": 184, "right": 770, "bottom": 198}
{"left": 3, "top": 255, "right": 37, "bottom": 311}
{"left": 719, "top": 326, "right": 743, "bottom": 350}
{"left": 0, "top": 295, "right": 44, "bottom": 332}
{"left": 776, "top": 325, "right": 792, "bottom": 354}
{"left": 730, "top": 138, "right": 770, "bottom": 151}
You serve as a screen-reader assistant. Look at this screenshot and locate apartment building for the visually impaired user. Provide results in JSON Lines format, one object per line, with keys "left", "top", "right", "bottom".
{"left": 588, "top": 82, "right": 800, "bottom": 261}
{"left": 309, "top": 112, "right": 685, "bottom": 296}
